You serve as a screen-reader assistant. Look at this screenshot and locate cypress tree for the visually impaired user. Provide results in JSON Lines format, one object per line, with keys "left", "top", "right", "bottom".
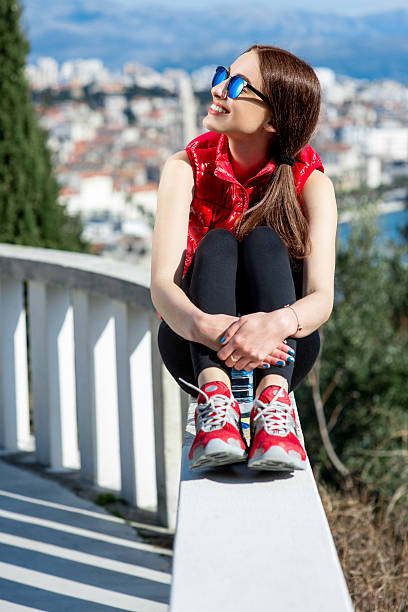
{"left": 0, "top": 0, "right": 90, "bottom": 251}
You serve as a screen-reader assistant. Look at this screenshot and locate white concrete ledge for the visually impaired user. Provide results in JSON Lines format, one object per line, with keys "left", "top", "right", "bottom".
{"left": 170, "top": 394, "right": 354, "bottom": 612}
{"left": 0, "top": 243, "right": 152, "bottom": 310}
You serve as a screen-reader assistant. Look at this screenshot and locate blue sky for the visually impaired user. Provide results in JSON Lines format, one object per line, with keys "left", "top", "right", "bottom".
{"left": 22, "top": 0, "right": 408, "bottom": 20}
{"left": 21, "top": 0, "right": 408, "bottom": 81}
{"left": 152, "top": 0, "right": 408, "bottom": 14}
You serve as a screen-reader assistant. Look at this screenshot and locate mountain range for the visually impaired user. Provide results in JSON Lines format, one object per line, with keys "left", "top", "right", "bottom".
{"left": 22, "top": 4, "right": 408, "bottom": 83}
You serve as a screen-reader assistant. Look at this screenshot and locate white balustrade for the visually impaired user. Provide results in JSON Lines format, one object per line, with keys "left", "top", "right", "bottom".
{"left": 0, "top": 244, "right": 183, "bottom": 529}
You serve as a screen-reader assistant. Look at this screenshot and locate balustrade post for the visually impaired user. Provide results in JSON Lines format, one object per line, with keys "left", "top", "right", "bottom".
{"left": 28, "top": 281, "right": 79, "bottom": 469}
{"left": 28, "top": 281, "right": 50, "bottom": 465}
{"left": 0, "top": 278, "right": 30, "bottom": 452}
{"left": 89, "top": 294, "right": 122, "bottom": 491}
{"left": 115, "top": 301, "right": 158, "bottom": 514}
{"left": 150, "top": 314, "right": 183, "bottom": 530}
{"left": 72, "top": 289, "right": 94, "bottom": 483}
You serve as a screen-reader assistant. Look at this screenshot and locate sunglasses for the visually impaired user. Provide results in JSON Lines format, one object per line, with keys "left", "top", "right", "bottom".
{"left": 211, "top": 65, "right": 269, "bottom": 105}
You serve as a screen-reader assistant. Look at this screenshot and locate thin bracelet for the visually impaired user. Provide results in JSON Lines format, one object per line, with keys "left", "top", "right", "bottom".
{"left": 284, "top": 303, "right": 303, "bottom": 334}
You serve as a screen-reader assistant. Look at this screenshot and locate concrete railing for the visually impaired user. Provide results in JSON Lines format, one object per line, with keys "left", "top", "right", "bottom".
{"left": 0, "top": 242, "right": 355, "bottom": 609}
{"left": 0, "top": 243, "right": 189, "bottom": 530}
{"left": 170, "top": 394, "right": 354, "bottom": 611}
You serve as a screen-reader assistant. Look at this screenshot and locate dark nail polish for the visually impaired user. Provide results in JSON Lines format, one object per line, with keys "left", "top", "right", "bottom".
{"left": 287, "top": 356, "right": 295, "bottom": 363}
{"left": 220, "top": 336, "right": 226, "bottom": 343}
{"left": 288, "top": 349, "right": 295, "bottom": 355}
{"left": 277, "top": 360, "right": 285, "bottom": 366}
{"left": 262, "top": 364, "right": 269, "bottom": 369}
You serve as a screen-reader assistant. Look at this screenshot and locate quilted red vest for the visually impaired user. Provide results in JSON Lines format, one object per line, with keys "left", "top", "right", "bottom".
{"left": 155, "top": 130, "right": 324, "bottom": 321}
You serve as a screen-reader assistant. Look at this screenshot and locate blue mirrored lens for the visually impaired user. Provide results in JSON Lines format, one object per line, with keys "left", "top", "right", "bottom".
{"left": 212, "top": 67, "right": 228, "bottom": 87}
{"left": 228, "top": 76, "right": 244, "bottom": 99}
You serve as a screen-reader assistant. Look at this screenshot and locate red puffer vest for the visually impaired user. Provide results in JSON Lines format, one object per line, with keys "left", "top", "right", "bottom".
{"left": 155, "top": 130, "right": 324, "bottom": 321}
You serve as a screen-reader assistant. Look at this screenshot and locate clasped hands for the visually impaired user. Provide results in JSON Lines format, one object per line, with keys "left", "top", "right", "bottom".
{"left": 197, "top": 311, "right": 295, "bottom": 372}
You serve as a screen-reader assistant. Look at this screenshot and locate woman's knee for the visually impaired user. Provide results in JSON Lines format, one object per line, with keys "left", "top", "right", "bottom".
{"left": 241, "top": 225, "right": 288, "bottom": 257}
{"left": 240, "top": 226, "right": 291, "bottom": 278}
{"left": 197, "top": 228, "right": 238, "bottom": 250}
{"left": 195, "top": 228, "right": 239, "bottom": 262}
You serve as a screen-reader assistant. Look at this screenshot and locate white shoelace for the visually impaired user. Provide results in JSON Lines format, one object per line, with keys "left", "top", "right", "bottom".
{"left": 179, "top": 377, "right": 239, "bottom": 432}
{"left": 253, "top": 383, "right": 295, "bottom": 436}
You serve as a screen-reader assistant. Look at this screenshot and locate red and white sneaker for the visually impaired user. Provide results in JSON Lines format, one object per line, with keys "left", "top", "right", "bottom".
{"left": 248, "top": 384, "right": 307, "bottom": 471}
{"left": 179, "top": 378, "right": 248, "bottom": 470}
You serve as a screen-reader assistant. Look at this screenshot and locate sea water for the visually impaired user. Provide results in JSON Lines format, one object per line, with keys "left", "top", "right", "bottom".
{"left": 338, "top": 208, "right": 408, "bottom": 247}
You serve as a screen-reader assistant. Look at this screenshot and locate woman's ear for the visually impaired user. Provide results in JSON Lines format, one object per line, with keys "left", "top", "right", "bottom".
{"left": 264, "top": 120, "right": 277, "bottom": 133}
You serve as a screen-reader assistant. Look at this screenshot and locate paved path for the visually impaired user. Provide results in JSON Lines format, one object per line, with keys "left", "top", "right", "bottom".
{"left": 0, "top": 458, "right": 172, "bottom": 611}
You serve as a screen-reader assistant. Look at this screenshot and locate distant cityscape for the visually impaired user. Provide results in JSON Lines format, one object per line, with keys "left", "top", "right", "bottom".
{"left": 26, "top": 56, "right": 408, "bottom": 267}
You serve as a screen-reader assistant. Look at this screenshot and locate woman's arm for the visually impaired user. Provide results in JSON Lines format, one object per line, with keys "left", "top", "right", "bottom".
{"left": 274, "top": 169, "right": 338, "bottom": 338}
{"left": 217, "top": 170, "right": 337, "bottom": 370}
{"left": 150, "top": 150, "right": 203, "bottom": 342}
{"left": 211, "top": 168, "right": 337, "bottom": 371}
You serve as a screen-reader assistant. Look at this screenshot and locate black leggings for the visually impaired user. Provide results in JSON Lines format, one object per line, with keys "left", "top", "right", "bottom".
{"left": 157, "top": 226, "right": 320, "bottom": 399}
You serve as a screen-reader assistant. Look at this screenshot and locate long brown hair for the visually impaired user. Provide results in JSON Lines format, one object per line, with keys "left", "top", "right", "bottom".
{"left": 232, "top": 44, "right": 322, "bottom": 261}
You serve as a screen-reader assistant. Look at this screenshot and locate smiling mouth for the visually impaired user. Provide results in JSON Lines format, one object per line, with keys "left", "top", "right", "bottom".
{"left": 209, "top": 103, "right": 229, "bottom": 114}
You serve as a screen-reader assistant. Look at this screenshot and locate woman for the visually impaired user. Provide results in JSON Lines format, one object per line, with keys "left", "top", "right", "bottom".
{"left": 150, "top": 44, "right": 337, "bottom": 472}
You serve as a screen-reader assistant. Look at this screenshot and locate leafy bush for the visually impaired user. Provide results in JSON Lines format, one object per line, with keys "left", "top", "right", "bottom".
{"left": 297, "top": 202, "right": 408, "bottom": 533}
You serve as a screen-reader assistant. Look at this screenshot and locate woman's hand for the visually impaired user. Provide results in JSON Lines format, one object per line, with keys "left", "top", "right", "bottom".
{"left": 259, "top": 341, "right": 295, "bottom": 369}
{"left": 215, "top": 311, "right": 293, "bottom": 372}
{"left": 196, "top": 313, "right": 241, "bottom": 352}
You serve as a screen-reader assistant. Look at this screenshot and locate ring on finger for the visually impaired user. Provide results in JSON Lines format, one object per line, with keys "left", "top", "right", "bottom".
{"left": 230, "top": 354, "right": 238, "bottom": 363}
